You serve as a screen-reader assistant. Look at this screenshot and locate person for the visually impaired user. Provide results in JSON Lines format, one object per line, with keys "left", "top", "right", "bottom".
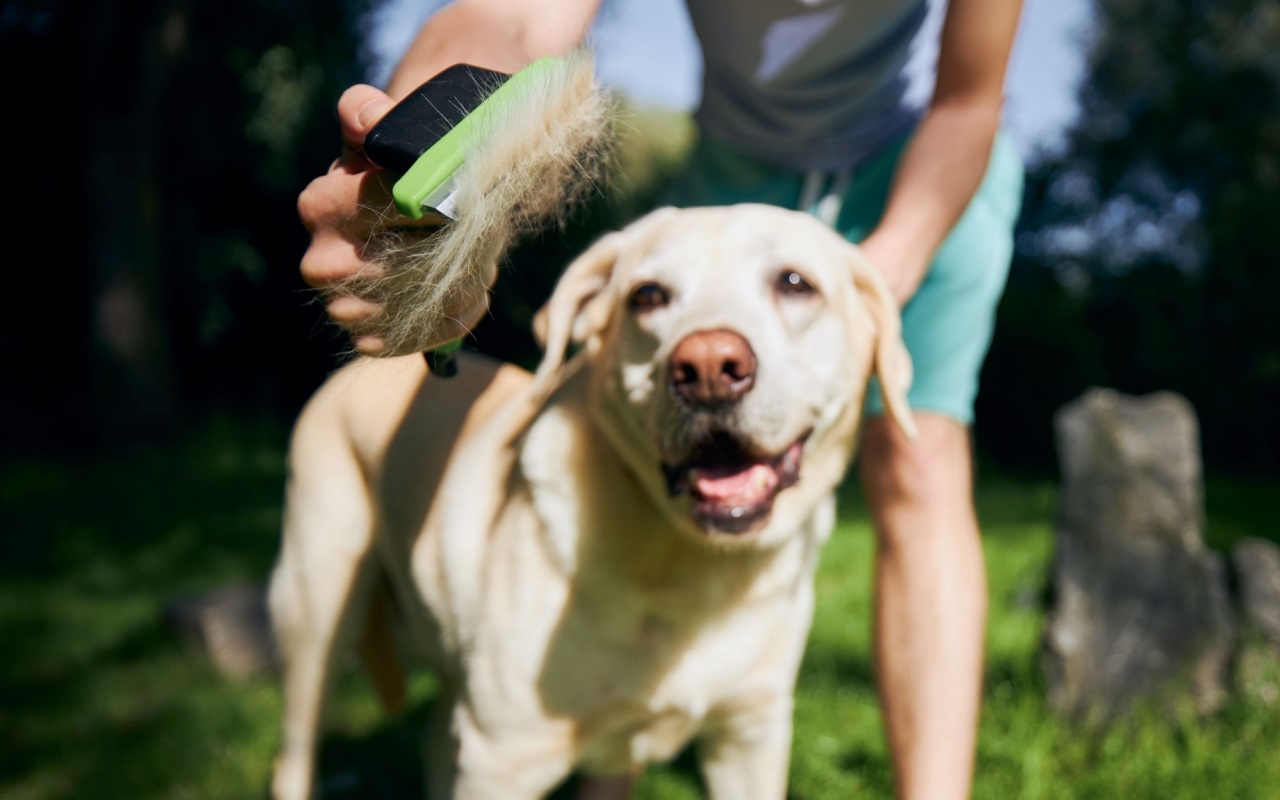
{"left": 296, "top": 1, "right": 1025, "bottom": 797}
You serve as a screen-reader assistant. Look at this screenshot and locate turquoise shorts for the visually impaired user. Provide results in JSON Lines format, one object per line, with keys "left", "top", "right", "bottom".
{"left": 662, "top": 129, "right": 1025, "bottom": 425}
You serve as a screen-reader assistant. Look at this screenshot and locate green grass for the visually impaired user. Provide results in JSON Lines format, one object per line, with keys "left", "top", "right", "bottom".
{"left": 3, "top": 420, "right": 1279, "bottom": 799}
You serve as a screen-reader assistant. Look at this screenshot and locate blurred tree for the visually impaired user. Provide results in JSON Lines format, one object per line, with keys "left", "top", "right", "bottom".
{"left": 82, "top": 0, "right": 185, "bottom": 444}
{"left": 1, "top": 0, "right": 369, "bottom": 454}
{"left": 978, "top": 0, "right": 1280, "bottom": 472}
{"left": 154, "top": 0, "right": 370, "bottom": 422}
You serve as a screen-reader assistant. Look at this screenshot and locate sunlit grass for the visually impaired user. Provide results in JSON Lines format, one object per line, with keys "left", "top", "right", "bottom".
{"left": 2, "top": 421, "right": 1278, "bottom": 799}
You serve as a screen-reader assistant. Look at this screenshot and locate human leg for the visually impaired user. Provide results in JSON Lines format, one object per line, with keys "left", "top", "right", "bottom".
{"left": 851, "top": 134, "right": 1020, "bottom": 798}
{"left": 858, "top": 413, "right": 986, "bottom": 800}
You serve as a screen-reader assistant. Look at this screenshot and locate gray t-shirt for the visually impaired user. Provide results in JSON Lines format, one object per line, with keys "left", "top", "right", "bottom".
{"left": 686, "top": 0, "right": 934, "bottom": 170}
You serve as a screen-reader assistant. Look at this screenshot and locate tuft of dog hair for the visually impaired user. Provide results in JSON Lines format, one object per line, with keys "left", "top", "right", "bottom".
{"left": 334, "top": 48, "right": 615, "bottom": 357}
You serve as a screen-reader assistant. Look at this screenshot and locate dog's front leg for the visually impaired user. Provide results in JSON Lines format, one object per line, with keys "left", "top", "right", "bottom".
{"left": 446, "top": 707, "right": 577, "bottom": 800}
{"left": 270, "top": 543, "right": 378, "bottom": 800}
{"left": 269, "top": 416, "right": 381, "bottom": 800}
{"left": 696, "top": 693, "right": 795, "bottom": 800}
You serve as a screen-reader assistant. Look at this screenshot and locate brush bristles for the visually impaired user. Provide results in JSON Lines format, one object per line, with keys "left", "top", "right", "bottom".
{"left": 334, "top": 49, "right": 615, "bottom": 357}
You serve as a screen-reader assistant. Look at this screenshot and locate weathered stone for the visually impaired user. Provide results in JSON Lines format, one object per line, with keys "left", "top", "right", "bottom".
{"left": 1231, "top": 537, "right": 1280, "bottom": 649}
{"left": 166, "top": 582, "right": 278, "bottom": 679}
{"left": 1042, "top": 388, "right": 1235, "bottom": 724}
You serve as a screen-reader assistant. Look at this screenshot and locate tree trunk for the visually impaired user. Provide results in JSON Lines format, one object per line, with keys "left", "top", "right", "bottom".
{"left": 83, "top": 0, "right": 187, "bottom": 444}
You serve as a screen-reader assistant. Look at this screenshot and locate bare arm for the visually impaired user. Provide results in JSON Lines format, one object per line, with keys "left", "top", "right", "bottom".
{"left": 858, "top": 0, "right": 1024, "bottom": 306}
{"left": 384, "top": 0, "right": 602, "bottom": 97}
{"left": 298, "top": 0, "right": 601, "bottom": 354}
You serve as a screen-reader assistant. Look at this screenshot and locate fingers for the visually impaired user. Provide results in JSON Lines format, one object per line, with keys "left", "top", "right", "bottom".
{"left": 298, "top": 229, "right": 363, "bottom": 289}
{"left": 449, "top": 291, "right": 492, "bottom": 339}
{"left": 300, "top": 236, "right": 386, "bottom": 345}
{"left": 338, "top": 289, "right": 489, "bottom": 358}
{"left": 296, "top": 167, "right": 396, "bottom": 239}
{"left": 352, "top": 335, "right": 388, "bottom": 356}
{"left": 337, "top": 84, "right": 396, "bottom": 152}
{"left": 297, "top": 82, "right": 467, "bottom": 356}
{"left": 326, "top": 295, "right": 383, "bottom": 324}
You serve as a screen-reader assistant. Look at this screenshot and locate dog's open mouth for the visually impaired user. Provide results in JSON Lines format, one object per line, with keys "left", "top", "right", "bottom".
{"left": 663, "top": 431, "right": 806, "bottom": 535}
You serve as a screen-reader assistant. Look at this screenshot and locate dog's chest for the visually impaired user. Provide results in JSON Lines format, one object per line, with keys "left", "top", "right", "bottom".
{"left": 478, "top": 375, "right": 817, "bottom": 771}
{"left": 578, "top": 702, "right": 702, "bottom": 775}
{"left": 557, "top": 597, "right": 792, "bottom": 774}
{"left": 525, "top": 540, "right": 807, "bottom": 773}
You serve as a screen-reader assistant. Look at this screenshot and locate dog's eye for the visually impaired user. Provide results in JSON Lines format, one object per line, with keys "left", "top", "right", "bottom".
{"left": 628, "top": 282, "right": 671, "bottom": 312}
{"left": 775, "top": 270, "right": 816, "bottom": 297}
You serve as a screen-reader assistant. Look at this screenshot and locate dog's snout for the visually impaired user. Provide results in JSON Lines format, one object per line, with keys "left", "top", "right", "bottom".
{"left": 669, "top": 329, "right": 757, "bottom": 405}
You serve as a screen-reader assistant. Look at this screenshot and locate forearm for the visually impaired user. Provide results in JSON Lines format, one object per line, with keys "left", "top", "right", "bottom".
{"left": 860, "top": 98, "right": 1002, "bottom": 303}
{"left": 860, "top": 0, "right": 1022, "bottom": 305}
{"left": 386, "top": 0, "right": 600, "bottom": 98}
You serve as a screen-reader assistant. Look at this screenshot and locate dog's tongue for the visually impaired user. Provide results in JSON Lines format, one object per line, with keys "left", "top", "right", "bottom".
{"left": 692, "top": 463, "right": 779, "bottom": 504}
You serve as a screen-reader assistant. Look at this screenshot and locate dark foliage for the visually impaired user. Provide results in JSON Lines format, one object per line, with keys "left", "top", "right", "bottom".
{"left": 977, "top": 0, "right": 1280, "bottom": 473}
{"left": 1, "top": 0, "right": 369, "bottom": 455}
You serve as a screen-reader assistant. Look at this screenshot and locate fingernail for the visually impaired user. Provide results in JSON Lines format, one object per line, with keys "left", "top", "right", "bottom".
{"left": 356, "top": 98, "right": 388, "bottom": 129}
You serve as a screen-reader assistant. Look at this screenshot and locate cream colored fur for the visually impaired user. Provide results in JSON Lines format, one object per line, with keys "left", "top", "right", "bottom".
{"left": 334, "top": 48, "right": 614, "bottom": 357}
{"left": 269, "top": 205, "right": 915, "bottom": 799}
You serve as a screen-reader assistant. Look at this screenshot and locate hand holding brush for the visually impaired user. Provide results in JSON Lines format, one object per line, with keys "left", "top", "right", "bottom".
{"left": 298, "top": 49, "right": 612, "bottom": 372}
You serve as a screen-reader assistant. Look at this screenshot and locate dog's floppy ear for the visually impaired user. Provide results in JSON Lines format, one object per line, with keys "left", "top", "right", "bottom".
{"left": 847, "top": 246, "right": 918, "bottom": 440}
{"left": 531, "top": 230, "right": 626, "bottom": 392}
{"left": 532, "top": 206, "right": 681, "bottom": 393}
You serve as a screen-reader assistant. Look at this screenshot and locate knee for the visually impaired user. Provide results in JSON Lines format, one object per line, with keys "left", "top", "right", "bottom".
{"left": 857, "top": 414, "right": 976, "bottom": 543}
{"left": 861, "top": 414, "right": 968, "bottom": 497}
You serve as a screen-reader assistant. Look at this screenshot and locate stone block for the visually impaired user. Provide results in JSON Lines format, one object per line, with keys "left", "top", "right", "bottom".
{"left": 1043, "top": 388, "right": 1235, "bottom": 723}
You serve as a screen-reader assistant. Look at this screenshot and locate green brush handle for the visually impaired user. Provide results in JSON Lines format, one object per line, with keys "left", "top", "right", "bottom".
{"left": 424, "top": 338, "right": 462, "bottom": 378}
{"left": 391, "top": 57, "right": 565, "bottom": 219}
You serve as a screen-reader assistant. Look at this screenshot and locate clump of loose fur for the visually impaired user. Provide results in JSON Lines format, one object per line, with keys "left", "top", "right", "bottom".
{"left": 336, "top": 48, "right": 615, "bottom": 357}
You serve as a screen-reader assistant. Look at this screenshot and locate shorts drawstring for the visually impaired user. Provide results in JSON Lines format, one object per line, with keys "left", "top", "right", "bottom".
{"left": 798, "top": 170, "right": 825, "bottom": 216}
{"left": 799, "top": 166, "right": 854, "bottom": 228}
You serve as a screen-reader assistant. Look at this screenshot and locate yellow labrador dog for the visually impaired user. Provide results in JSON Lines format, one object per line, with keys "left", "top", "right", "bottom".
{"left": 269, "top": 204, "right": 915, "bottom": 800}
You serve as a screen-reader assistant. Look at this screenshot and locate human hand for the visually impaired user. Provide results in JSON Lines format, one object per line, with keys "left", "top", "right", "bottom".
{"left": 297, "top": 84, "right": 490, "bottom": 355}
{"left": 855, "top": 229, "right": 932, "bottom": 309}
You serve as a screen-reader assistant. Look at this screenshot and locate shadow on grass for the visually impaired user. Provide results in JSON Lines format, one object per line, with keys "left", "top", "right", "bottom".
{"left": 306, "top": 701, "right": 711, "bottom": 800}
{"left": 0, "top": 417, "right": 293, "bottom": 798}
{"left": 1, "top": 415, "right": 289, "bottom": 585}
{"left": 310, "top": 705, "right": 430, "bottom": 800}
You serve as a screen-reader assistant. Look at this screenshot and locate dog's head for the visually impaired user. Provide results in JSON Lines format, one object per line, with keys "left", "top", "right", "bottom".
{"left": 533, "top": 204, "right": 915, "bottom": 546}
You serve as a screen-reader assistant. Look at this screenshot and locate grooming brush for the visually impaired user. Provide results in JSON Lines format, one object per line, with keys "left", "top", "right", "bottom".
{"left": 357, "top": 51, "right": 612, "bottom": 375}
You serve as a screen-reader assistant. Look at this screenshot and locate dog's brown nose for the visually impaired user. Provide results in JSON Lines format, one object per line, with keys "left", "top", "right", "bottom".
{"left": 669, "top": 329, "right": 757, "bottom": 405}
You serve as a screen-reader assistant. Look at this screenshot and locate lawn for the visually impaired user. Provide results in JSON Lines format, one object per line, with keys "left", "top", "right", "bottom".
{"left": 2, "top": 416, "right": 1278, "bottom": 799}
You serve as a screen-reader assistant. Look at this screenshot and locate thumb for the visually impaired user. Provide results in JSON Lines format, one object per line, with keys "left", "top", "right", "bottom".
{"left": 337, "top": 84, "right": 395, "bottom": 150}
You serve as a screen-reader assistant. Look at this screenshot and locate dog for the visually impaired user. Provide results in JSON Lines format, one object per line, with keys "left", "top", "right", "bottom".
{"left": 268, "top": 204, "right": 916, "bottom": 799}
